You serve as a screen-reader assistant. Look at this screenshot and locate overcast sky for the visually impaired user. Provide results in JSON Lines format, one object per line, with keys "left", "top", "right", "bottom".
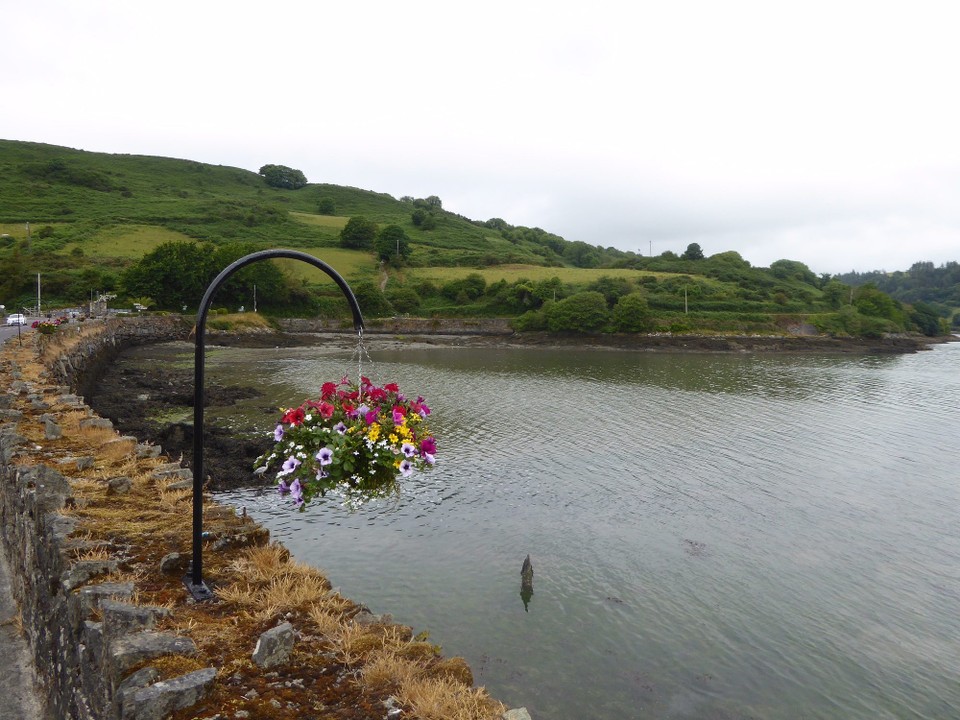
{"left": 4, "top": 1, "right": 959, "bottom": 275}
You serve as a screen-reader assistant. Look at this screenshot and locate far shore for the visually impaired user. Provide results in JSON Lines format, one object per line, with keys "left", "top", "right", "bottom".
{"left": 205, "top": 324, "right": 953, "bottom": 355}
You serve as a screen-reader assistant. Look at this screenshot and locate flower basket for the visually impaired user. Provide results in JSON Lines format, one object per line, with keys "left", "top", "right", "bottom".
{"left": 254, "top": 376, "right": 436, "bottom": 508}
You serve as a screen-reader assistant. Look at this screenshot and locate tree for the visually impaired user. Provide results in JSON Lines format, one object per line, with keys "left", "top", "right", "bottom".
{"left": 589, "top": 275, "right": 633, "bottom": 308}
{"left": 612, "top": 293, "right": 653, "bottom": 332}
{"left": 374, "top": 225, "right": 411, "bottom": 263}
{"left": 411, "top": 208, "right": 436, "bottom": 230}
{"left": 681, "top": 243, "right": 704, "bottom": 260}
{"left": 339, "top": 216, "right": 378, "bottom": 250}
{"left": 258, "top": 164, "right": 308, "bottom": 190}
{"left": 120, "top": 241, "right": 213, "bottom": 309}
{"left": 317, "top": 197, "right": 336, "bottom": 215}
{"left": 545, "top": 291, "right": 610, "bottom": 332}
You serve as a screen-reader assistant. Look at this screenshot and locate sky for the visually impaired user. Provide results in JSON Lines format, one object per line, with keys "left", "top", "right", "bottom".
{"left": 4, "top": 0, "right": 959, "bottom": 275}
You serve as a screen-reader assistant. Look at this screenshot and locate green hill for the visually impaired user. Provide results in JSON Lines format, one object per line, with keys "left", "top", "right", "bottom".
{"left": 0, "top": 139, "right": 947, "bottom": 337}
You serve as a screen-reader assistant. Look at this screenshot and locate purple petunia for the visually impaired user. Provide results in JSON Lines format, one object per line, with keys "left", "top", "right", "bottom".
{"left": 316, "top": 447, "right": 333, "bottom": 466}
{"left": 399, "top": 459, "right": 414, "bottom": 477}
{"left": 423, "top": 452, "right": 435, "bottom": 466}
{"left": 290, "top": 478, "right": 304, "bottom": 505}
{"left": 364, "top": 409, "right": 378, "bottom": 425}
{"left": 401, "top": 442, "right": 416, "bottom": 458}
{"left": 274, "top": 424, "right": 284, "bottom": 441}
{"left": 278, "top": 456, "right": 301, "bottom": 476}
{"left": 277, "top": 479, "right": 289, "bottom": 493}
{"left": 333, "top": 421, "right": 347, "bottom": 435}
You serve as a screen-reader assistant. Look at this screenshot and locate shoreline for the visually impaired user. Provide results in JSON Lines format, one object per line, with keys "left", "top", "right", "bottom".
{"left": 206, "top": 326, "right": 948, "bottom": 355}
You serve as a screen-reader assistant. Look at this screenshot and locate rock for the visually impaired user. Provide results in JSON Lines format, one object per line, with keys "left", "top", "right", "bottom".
{"left": 252, "top": 622, "right": 295, "bottom": 669}
{"left": 120, "top": 667, "right": 217, "bottom": 720}
{"left": 80, "top": 417, "right": 114, "bottom": 431}
{"left": 76, "top": 456, "right": 95, "bottom": 470}
{"left": 107, "top": 476, "right": 133, "bottom": 495}
{"left": 152, "top": 467, "right": 192, "bottom": 482}
{"left": 164, "top": 478, "right": 193, "bottom": 491}
{"left": 159, "top": 552, "right": 190, "bottom": 575}
{"left": 101, "top": 600, "right": 172, "bottom": 641}
{"left": 135, "top": 443, "right": 162, "bottom": 458}
{"left": 61, "top": 560, "right": 118, "bottom": 591}
{"left": 44, "top": 418, "right": 62, "bottom": 439}
{"left": 503, "top": 709, "right": 533, "bottom": 720}
{"left": 110, "top": 631, "right": 197, "bottom": 673}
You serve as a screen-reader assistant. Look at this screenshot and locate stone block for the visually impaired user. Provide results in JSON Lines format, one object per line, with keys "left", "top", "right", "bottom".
{"left": 61, "top": 560, "right": 118, "bottom": 592}
{"left": 101, "top": 600, "right": 172, "bottom": 642}
{"left": 121, "top": 667, "right": 216, "bottom": 720}
{"left": 110, "top": 632, "right": 197, "bottom": 674}
{"left": 44, "top": 418, "right": 62, "bottom": 439}
{"left": 79, "top": 417, "right": 113, "bottom": 431}
{"left": 252, "top": 622, "right": 294, "bottom": 669}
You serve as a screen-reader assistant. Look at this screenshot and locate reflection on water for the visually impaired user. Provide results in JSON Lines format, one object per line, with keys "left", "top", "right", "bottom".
{"left": 131, "top": 339, "right": 960, "bottom": 719}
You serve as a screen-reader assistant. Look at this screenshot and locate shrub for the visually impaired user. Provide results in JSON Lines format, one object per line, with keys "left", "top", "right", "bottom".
{"left": 545, "top": 292, "right": 610, "bottom": 332}
{"left": 612, "top": 293, "right": 653, "bottom": 332}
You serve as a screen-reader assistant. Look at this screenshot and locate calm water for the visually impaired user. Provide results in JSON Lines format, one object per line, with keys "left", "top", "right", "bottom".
{"left": 145, "top": 339, "right": 960, "bottom": 719}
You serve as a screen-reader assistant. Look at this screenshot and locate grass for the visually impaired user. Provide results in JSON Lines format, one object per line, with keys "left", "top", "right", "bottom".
{"left": 289, "top": 212, "right": 349, "bottom": 229}
{"left": 273, "top": 247, "right": 377, "bottom": 282}
{"left": 59, "top": 225, "right": 194, "bottom": 258}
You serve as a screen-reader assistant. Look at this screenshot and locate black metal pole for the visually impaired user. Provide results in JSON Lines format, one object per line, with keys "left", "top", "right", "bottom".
{"left": 185, "top": 249, "right": 365, "bottom": 600}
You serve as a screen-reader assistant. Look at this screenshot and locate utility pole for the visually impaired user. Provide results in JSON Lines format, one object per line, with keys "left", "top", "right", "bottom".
{"left": 36, "top": 273, "right": 41, "bottom": 316}
{"left": 253, "top": 284, "right": 257, "bottom": 313}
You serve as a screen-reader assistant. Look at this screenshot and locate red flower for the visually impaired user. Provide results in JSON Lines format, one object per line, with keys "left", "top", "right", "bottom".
{"left": 321, "top": 382, "right": 337, "bottom": 399}
{"left": 318, "top": 402, "right": 335, "bottom": 419}
{"left": 420, "top": 436, "right": 437, "bottom": 455}
{"left": 281, "top": 407, "right": 305, "bottom": 426}
{"left": 369, "top": 387, "right": 387, "bottom": 402}
{"left": 384, "top": 382, "right": 400, "bottom": 393}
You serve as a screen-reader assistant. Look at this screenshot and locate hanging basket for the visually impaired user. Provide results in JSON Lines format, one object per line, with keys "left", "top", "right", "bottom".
{"left": 255, "top": 375, "right": 436, "bottom": 508}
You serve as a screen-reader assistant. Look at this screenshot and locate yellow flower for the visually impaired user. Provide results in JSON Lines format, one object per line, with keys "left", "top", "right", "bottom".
{"left": 388, "top": 433, "right": 399, "bottom": 444}
{"left": 367, "top": 423, "right": 381, "bottom": 442}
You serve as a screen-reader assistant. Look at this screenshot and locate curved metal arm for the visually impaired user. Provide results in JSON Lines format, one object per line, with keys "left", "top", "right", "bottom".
{"left": 186, "top": 249, "right": 365, "bottom": 599}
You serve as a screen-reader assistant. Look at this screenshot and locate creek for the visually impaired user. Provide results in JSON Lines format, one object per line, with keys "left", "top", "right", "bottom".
{"left": 104, "top": 339, "right": 960, "bottom": 719}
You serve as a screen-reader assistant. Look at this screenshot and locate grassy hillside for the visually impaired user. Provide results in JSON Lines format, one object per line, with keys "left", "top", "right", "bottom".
{"left": 0, "top": 139, "right": 943, "bottom": 337}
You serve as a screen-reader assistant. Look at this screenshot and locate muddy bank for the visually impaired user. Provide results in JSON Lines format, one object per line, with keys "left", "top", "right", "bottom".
{"left": 85, "top": 346, "right": 272, "bottom": 490}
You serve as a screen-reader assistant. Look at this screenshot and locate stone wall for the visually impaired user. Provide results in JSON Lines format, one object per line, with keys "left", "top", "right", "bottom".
{"left": 0, "top": 318, "right": 532, "bottom": 720}
{"left": 278, "top": 316, "right": 515, "bottom": 336}
{"left": 0, "top": 375, "right": 215, "bottom": 719}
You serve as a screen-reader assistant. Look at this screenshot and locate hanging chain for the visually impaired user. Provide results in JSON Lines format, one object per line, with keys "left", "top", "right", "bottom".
{"left": 352, "top": 328, "right": 374, "bottom": 385}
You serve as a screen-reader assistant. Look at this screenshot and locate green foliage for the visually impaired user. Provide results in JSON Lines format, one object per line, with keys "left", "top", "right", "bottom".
{"left": 588, "top": 275, "right": 633, "bottom": 308}
{"left": 385, "top": 286, "right": 421, "bottom": 314}
{"left": 612, "top": 293, "right": 653, "bottom": 332}
{"left": 545, "top": 291, "right": 610, "bottom": 332}
{"left": 681, "top": 242, "right": 704, "bottom": 260}
{"left": 374, "top": 225, "right": 411, "bottom": 263}
{"left": 339, "top": 216, "right": 378, "bottom": 250}
{"left": 317, "top": 196, "right": 336, "bottom": 214}
{"left": 909, "top": 301, "right": 942, "bottom": 336}
{"left": 441, "top": 273, "right": 486, "bottom": 302}
{"left": 350, "top": 280, "right": 392, "bottom": 317}
{"left": 258, "top": 164, "right": 307, "bottom": 190}
{"left": 120, "top": 241, "right": 211, "bottom": 309}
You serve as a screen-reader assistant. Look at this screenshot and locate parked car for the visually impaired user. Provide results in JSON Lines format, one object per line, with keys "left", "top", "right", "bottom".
{"left": 6, "top": 314, "right": 26, "bottom": 326}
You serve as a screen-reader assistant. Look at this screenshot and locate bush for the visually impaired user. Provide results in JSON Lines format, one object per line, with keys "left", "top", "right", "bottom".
{"left": 385, "top": 286, "right": 421, "bottom": 314}
{"left": 612, "top": 293, "right": 653, "bottom": 332}
{"left": 317, "top": 197, "right": 336, "bottom": 215}
{"left": 545, "top": 291, "right": 610, "bottom": 332}
{"left": 340, "top": 216, "right": 378, "bottom": 250}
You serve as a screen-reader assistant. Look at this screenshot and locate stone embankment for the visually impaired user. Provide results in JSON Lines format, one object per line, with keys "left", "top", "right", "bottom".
{"left": 0, "top": 319, "right": 529, "bottom": 720}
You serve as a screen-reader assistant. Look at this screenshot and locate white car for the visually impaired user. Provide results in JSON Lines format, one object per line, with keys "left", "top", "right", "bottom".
{"left": 6, "top": 314, "right": 26, "bottom": 326}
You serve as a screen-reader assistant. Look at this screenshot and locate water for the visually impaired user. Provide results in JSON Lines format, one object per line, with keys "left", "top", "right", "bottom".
{"left": 138, "top": 340, "right": 960, "bottom": 718}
